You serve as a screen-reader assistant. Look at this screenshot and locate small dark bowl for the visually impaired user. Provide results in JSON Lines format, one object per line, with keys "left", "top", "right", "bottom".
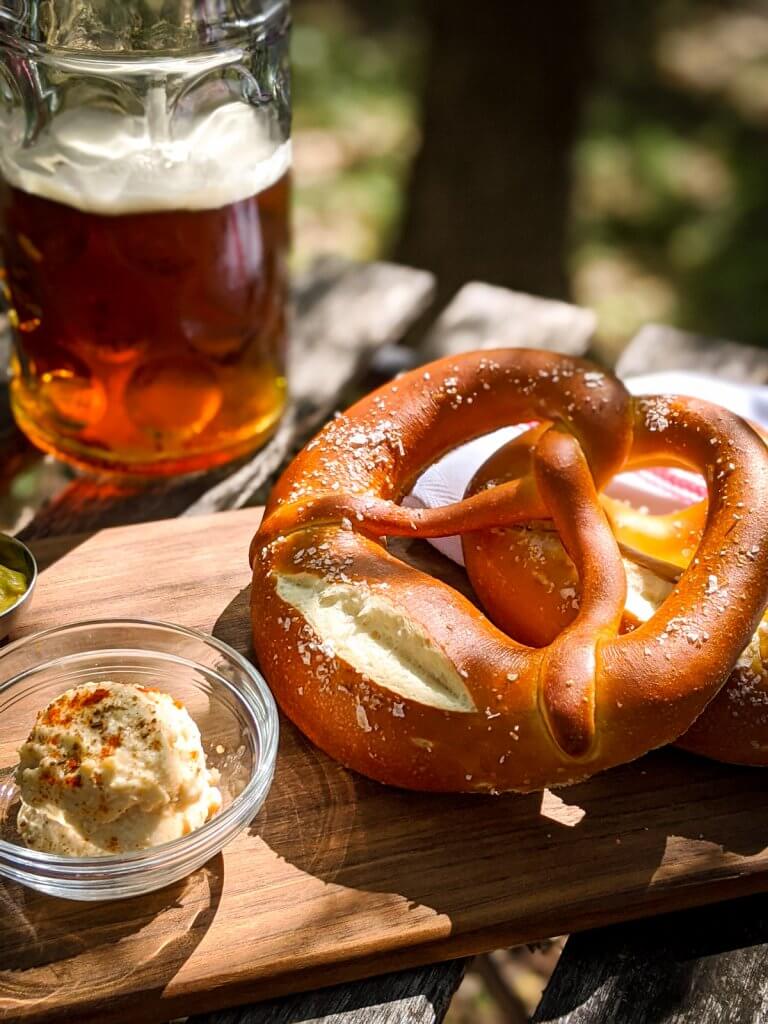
{"left": 0, "top": 534, "right": 37, "bottom": 640}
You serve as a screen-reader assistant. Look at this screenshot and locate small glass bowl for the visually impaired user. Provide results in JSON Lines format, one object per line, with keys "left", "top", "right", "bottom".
{"left": 0, "top": 533, "right": 37, "bottom": 639}
{"left": 0, "top": 619, "right": 278, "bottom": 901}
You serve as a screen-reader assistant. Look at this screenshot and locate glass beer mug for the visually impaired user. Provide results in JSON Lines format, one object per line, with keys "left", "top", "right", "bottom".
{"left": 0, "top": 0, "right": 290, "bottom": 475}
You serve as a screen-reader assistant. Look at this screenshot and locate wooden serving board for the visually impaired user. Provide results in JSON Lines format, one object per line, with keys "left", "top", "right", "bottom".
{"left": 2, "top": 509, "right": 768, "bottom": 1024}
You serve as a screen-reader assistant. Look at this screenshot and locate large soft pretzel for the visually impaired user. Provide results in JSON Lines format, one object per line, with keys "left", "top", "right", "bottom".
{"left": 250, "top": 350, "right": 768, "bottom": 792}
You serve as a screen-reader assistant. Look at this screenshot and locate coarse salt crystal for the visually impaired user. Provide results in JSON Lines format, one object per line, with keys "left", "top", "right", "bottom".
{"left": 356, "top": 705, "right": 372, "bottom": 732}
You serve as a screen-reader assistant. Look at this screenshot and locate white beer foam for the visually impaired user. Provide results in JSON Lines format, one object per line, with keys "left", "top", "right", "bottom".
{"left": 0, "top": 96, "right": 291, "bottom": 215}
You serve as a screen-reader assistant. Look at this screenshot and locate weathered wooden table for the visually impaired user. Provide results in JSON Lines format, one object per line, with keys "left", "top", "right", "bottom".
{"left": 2, "top": 260, "right": 767, "bottom": 1024}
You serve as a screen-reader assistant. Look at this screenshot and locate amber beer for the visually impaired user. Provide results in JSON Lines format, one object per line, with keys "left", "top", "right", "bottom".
{"left": 0, "top": 166, "right": 289, "bottom": 474}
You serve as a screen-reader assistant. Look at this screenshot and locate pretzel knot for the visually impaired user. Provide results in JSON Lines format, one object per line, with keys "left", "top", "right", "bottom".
{"left": 251, "top": 350, "right": 768, "bottom": 793}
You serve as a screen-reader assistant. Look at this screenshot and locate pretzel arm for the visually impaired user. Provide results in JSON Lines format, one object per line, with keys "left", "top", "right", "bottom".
{"left": 256, "top": 476, "right": 549, "bottom": 550}
{"left": 533, "top": 428, "right": 627, "bottom": 757}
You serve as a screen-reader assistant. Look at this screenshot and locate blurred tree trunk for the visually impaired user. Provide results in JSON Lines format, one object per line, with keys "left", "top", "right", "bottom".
{"left": 394, "top": 1, "right": 595, "bottom": 306}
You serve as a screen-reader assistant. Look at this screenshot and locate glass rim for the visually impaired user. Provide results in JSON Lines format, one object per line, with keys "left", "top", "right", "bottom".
{"left": 0, "top": 0, "right": 289, "bottom": 62}
{"left": 0, "top": 617, "right": 279, "bottom": 872}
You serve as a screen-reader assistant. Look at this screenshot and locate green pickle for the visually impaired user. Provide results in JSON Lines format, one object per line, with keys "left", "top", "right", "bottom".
{"left": 0, "top": 563, "right": 27, "bottom": 613}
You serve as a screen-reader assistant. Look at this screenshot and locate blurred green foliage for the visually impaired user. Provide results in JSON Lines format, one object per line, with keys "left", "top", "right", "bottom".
{"left": 292, "top": 0, "right": 768, "bottom": 354}
{"left": 291, "top": 0, "right": 424, "bottom": 265}
{"left": 573, "top": 2, "right": 768, "bottom": 354}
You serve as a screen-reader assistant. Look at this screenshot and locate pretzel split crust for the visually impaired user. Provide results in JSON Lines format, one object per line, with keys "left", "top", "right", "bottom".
{"left": 250, "top": 350, "right": 768, "bottom": 792}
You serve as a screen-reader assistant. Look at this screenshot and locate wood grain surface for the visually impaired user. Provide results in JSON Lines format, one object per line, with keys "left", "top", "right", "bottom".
{"left": 615, "top": 323, "right": 768, "bottom": 384}
{"left": 2, "top": 509, "right": 768, "bottom": 1024}
{"left": 532, "top": 893, "right": 768, "bottom": 1023}
{"left": 187, "top": 960, "right": 468, "bottom": 1024}
{"left": 422, "top": 282, "right": 595, "bottom": 361}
